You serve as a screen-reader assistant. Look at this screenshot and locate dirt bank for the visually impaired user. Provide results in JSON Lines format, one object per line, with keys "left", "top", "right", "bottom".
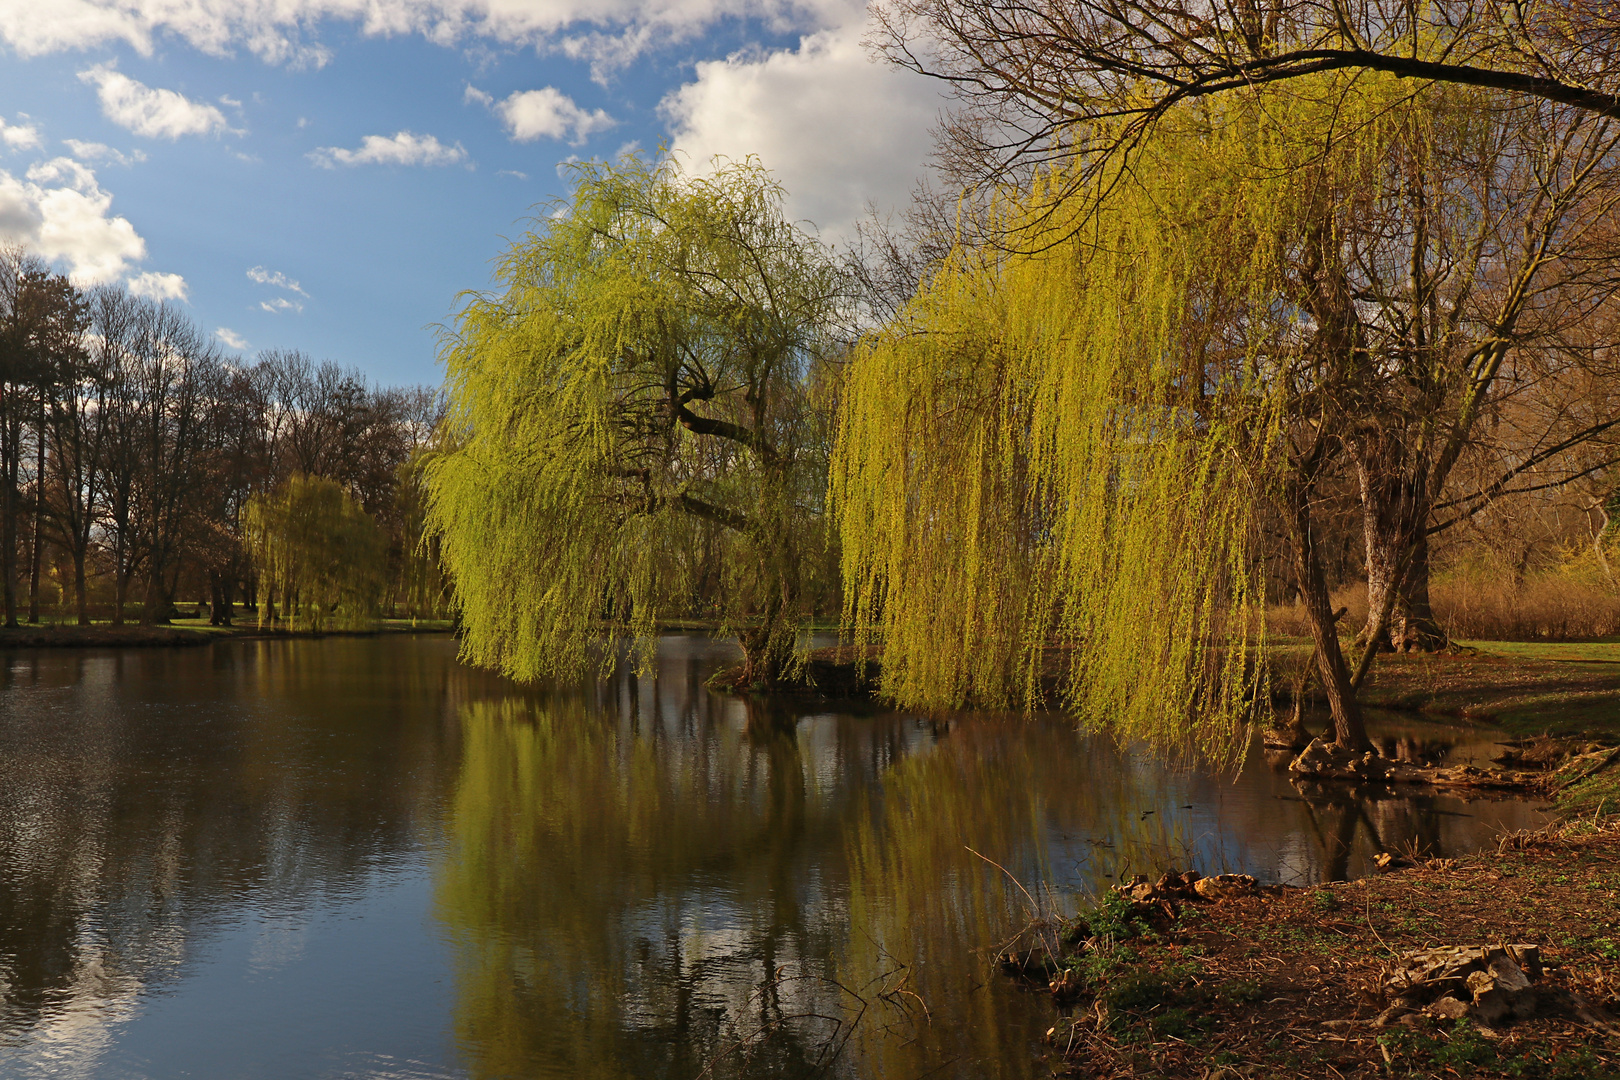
{"left": 1015, "top": 813, "right": 1620, "bottom": 1079}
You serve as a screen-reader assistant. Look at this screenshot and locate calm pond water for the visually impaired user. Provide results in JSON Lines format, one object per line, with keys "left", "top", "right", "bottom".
{"left": 0, "top": 634, "right": 1549, "bottom": 1079}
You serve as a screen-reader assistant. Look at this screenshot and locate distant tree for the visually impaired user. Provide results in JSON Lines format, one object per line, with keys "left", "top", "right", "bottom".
{"left": 242, "top": 474, "right": 386, "bottom": 631}
{"left": 40, "top": 284, "right": 107, "bottom": 626}
{"left": 0, "top": 250, "right": 86, "bottom": 627}
{"left": 426, "top": 156, "right": 848, "bottom": 685}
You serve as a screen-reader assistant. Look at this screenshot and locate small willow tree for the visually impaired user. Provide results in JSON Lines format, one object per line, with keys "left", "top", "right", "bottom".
{"left": 242, "top": 473, "right": 387, "bottom": 631}
{"left": 835, "top": 75, "right": 1492, "bottom": 763}
{"left": 424, "top": 156, "right": 847, "bottom": 685}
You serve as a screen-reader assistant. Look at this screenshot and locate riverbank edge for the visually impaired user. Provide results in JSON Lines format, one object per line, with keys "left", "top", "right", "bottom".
{"left": 1016, "top": 813, "right": 1620, "bottom": 1079}
{"left": 725, "top": 642, "right": 1620, "bottom": 742}
{"left": 0, "top": 620, "right": 455, "bottom": 649}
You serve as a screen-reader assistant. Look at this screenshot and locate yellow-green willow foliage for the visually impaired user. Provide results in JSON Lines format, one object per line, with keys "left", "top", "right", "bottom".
{"left": 391, "top": 453, "right": 450, "bottom": 623}
{"left": 242, "top": 473, "right": 386, "bottom": 630}
{"left": 425, "top": 155, "right": 847, "bottom": 684}
{"left": 835, "top": 75, "right": 1452, "bottom": 763}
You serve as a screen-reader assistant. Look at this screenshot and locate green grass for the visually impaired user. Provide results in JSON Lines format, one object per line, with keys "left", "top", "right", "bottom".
{"left": 1461, "top": 640, "right": 1620, "bottom": 664}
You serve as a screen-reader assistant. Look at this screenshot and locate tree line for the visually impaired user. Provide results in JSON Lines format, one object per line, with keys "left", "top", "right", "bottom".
{"left": 0, "top": 247, "right": 442, "bottom": 628}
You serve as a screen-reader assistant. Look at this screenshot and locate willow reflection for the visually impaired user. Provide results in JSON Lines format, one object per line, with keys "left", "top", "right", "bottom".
{"left": 435, "top": 694, "right": 848, "bottom": 1080}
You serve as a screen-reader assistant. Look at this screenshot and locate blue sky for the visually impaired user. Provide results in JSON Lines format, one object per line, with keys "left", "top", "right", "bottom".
{"left": 0, "top": 1, "right": 942, "bottom": 387}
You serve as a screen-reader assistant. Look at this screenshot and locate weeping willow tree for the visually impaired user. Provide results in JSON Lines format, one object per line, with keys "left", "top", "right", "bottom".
{"left": 391, "top": 451, "right": 451, "bottom": 624}
{"left": 835, "top": 75, "right": 1500, "bottom": 762}
{"left": 242, "top": 473, "right": 386, "bottom": 631}
{"left": 424, "top": 155, "right": 847, "bottom": 685}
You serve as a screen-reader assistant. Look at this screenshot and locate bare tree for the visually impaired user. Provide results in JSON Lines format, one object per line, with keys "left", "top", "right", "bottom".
{"left": 872, "top": 0, "right": 1620, "bottom": 198}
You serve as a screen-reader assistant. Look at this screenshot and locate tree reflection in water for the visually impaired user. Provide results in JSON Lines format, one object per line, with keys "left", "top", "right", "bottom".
{"left": 432, "top": 648, "right": 1546, "bottom": 1080}
{"left": 0, "top": 637, "right": 1550, "bottom": 1079}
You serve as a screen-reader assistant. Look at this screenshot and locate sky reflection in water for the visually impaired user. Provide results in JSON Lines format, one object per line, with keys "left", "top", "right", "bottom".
{"left": 0, "top": 635, "right": 1548, "bottom": 1078}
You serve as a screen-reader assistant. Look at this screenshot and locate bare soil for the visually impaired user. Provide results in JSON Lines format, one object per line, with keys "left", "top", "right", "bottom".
{"left": 1021, "top": 818, "right": 1620, "bottom": 1079}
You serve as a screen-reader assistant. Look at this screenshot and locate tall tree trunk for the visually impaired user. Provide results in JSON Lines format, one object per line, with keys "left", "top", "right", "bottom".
{"left": 1356, "top": 449, "right": 1447, "bottom": 653}
{"left": 1280, "top": 483, "right": 1371, "bottom": 752}
{"left": 142, "top": 572, "right": 170, "bottom": 625}
{"left": 2, "top": 430, "right": 17, "bottom": 629}
{"left": 73, "top": 549, "right": 88, "bottom": 626}
{"left": 28, "top": 412, "right": 41, "bottom": 624}
{"left": 26, "top": 506, "right": 39, "bottom": 624}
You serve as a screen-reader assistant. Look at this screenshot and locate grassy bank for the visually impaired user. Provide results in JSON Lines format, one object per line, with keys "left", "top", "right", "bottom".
{"left": 0, "top": 617, "right": 454, "bottom": 648}
{"left": 1023, "top": 814, "right": 1620, "bottom": 1079}
{"left": 1322, "top": 640, "right": 1620, "bottom": 739}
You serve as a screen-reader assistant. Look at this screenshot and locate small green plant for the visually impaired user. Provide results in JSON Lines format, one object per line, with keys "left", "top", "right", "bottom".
{"left": 1082, "top": 888, "right": 1157, "bottom": 942}
{"left": 1313, "top": 889, "right": 1341, "bottom": 913}
{"left": 1147, "top": 1006, "right": 1196, "bottom": 1038}
{"left": 1218, "top": 978, "right": 1265, "bottom": 1004}
{"left": 1433, "top": 1019, "right": 1498, "bottom": 1068}
{"left": 1507, "top": 1046, "right": 1620, "bottom": 1080}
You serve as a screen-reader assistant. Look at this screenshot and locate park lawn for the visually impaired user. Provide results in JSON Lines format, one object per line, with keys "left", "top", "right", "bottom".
{"left": 1349, "top": 642, "right": 1620, "bottom": 738}
{"left": 1254, "top": 638, "right": 1620, "bottom": 739}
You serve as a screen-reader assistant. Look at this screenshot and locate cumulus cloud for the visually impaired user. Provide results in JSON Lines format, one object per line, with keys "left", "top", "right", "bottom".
{"left": 0, "top": 0, "right": 864, "bottom": 68}
{"left": 247, "top": 264, "right": 307, "bottom": 296}
{"left": 0, "top": 157, "right": 146, "bottom": 284}
{"left": 661, "top": 23, "right": 944, "bottom": 243}
{"left": 248, "top": 263, "right": 306, "bottom": 314}
{"left": 79, "top": 65, "right": 236, "bottom": 140}
{"left": 0, "top": 114, "right": 41, "bottom": 151}
{"left": 308, "top": 131, "right": 466, "bottom": 168}
{"left": 63, "top": 140, "right": 147, "bottom": 166}
{"left": 128, "top": 270, "right": 187, "bottom": 300}
{"left": 482, "top": 86, "right": 615, "bottom": 145}
{"left": 216, "top": 327, "right": 249, "bottom": 349}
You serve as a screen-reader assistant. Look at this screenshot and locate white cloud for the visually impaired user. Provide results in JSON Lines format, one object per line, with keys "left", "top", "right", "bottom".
{"left": 308, "top": 131, "right": 466, "bottom": 168}
{"left": 63, "top": 140, "right": 147, "bottom": 166}
{"left": 496, "top": 168, "right": 528, "bottom": 180}
{"left": 463, "top": 83, "right": 493, "bottom": 108}
{"left": 0, "top": 114, "right": 41, "bottom": 151}
{"left": 247, "top": 264, "right": 307, "bottom": 296}
{"left": 128, "top": 269, "right": 187, "bottom": 300}
{"left": 216, "top": 327, "right": 249, "bottom": 349}
{"left": 0, "top": 1, "right": 865, "bottom": 68}
{"left": 661, "top": 22, "right": 944, "bottom": 243}
{"left": 490, "top": 87, "right": 615, "bottom": 145}
{"left": 79, "top": 65, "right": 236, "bottom": 140}
{"left": 260, "top": 296, "right": 303, "bottom": 314}
{"left": 0, "top": 157, "right": 146, "bottom": 284}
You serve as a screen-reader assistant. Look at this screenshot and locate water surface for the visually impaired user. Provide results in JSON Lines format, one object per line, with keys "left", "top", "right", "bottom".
{"left": 0, "top": 635, "right": 1549, "bottom": 1078}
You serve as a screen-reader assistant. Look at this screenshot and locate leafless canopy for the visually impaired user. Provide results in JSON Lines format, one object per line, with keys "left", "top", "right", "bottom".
{"left": 871, "top": 0, "right": 1620, "bottom": 190}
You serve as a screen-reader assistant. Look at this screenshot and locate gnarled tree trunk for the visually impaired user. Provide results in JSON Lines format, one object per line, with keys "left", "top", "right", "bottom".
{"left": 1355, "top": 447, "right": 1447, "bottom": 653}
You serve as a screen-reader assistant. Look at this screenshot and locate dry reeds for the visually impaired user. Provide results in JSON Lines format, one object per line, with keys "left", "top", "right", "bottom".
{"left": 1431, "top": 558, "right": 1620, "bottom": 641}
{"left": 1267, "top": 555, "right": 1620, "bottom": 643}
